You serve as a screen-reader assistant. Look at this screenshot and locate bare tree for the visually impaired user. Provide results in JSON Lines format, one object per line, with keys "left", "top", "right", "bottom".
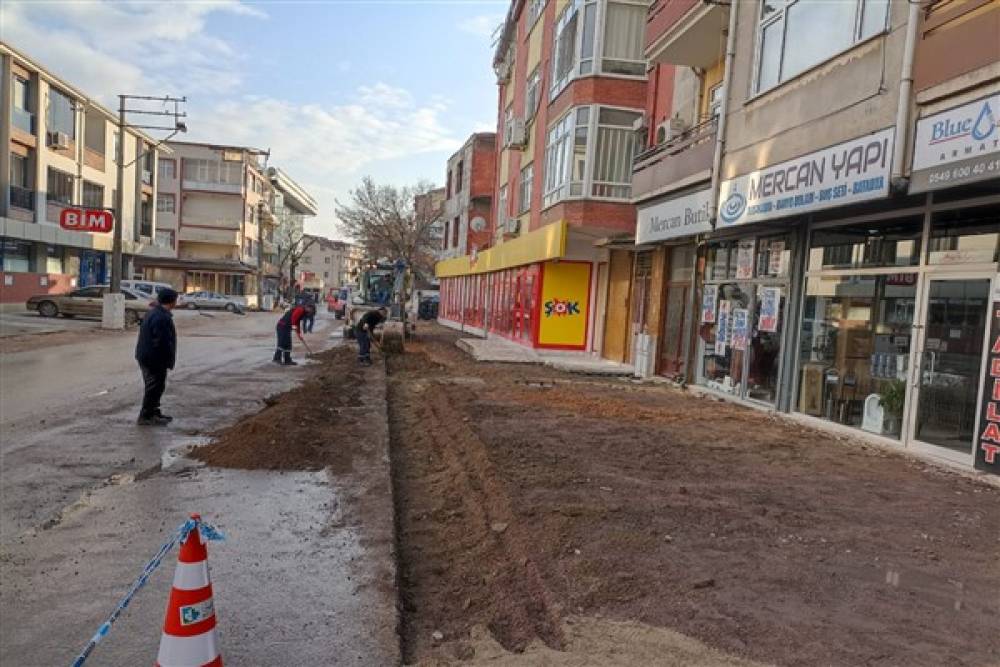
{"left": 275, "top": 221, "right": 317, "bottom": 298}
{"left": 335, "top": 177, "right": 443, "bottom": 280}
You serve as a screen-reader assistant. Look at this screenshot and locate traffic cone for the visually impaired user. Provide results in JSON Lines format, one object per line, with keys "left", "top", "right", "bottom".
{"left": 156, "top": 515, "right": 222, "bottom": 667}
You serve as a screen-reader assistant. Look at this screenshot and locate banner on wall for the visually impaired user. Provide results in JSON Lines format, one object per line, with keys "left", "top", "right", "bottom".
{"left": 538, "top": 261, "right": 591, "bottom": 349}
{"left": 974, "top": 274, "right": 1000, "bottom": 476}
{"left": 701, "top": 285, "right": 718, "bottom": 323}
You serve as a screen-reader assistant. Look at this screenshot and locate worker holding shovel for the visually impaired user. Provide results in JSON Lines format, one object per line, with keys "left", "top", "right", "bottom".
{"left": 356, "top": 306, "right": 387, "bottom": 366}
{"left": 273, "top": 302, "right": 315, "bottom": 366}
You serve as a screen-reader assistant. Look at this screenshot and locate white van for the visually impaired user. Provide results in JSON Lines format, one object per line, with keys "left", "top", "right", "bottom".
{"left": 121, "top": 280, "right": 175, "bottom": 300}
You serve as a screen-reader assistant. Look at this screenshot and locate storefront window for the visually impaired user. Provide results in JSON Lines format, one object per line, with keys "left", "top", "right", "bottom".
{"left": 700, "top": 283, "right": 751, "bottom": 394}
{"left": 46, "top": 245, "right": 64, "bottom": 274}
{"left": 928, "top": 204, "right": 999, "bottom": 266}
{"left": 807, "top": 217, "right": 923, "bottom": 271}
{"left": 1, "top": 239, "right": 34, "bottom": 273}
{"left": 797, "top": 274, "right": 916, "bottom": 439}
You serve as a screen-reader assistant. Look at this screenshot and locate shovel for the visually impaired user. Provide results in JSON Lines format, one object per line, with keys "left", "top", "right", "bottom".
{"left": 298, "top": 332, "right": 315, "bottom": 358}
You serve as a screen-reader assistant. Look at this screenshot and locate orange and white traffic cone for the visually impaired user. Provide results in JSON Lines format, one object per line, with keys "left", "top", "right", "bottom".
{"left": 156, "top": 515, "right": 222, "bottom": 667}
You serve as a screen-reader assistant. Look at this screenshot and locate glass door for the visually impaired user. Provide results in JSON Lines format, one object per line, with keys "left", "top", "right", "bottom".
{"left": 909, "top": 277, "right": 991, "bottom": 459}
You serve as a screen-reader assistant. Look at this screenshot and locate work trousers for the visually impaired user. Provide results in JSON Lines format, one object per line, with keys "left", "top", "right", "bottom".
{"left": 139, "top": 364, "right": 168, "bottom": 418}
{"left": 357, "top": 328, "right": 371, "bottom": 362}
{"left": 274, "top": 324, "right": 293, "bottom": 363}
{"left": 301, "top": 313, "right": 315, "bottom": 333}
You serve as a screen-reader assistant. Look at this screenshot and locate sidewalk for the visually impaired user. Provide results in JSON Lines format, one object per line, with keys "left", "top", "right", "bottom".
{"left": 456, "top": 336, "right": 634, "bottom": 376}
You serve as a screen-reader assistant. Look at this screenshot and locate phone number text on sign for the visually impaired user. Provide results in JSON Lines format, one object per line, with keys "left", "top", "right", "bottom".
{"left": 927, "top": 158, "right": 1000, "bottom": 186}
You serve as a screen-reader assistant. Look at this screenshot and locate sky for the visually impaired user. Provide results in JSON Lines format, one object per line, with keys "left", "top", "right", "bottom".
{"left": 1, "top": 0, "right": 506, "bottom": 239}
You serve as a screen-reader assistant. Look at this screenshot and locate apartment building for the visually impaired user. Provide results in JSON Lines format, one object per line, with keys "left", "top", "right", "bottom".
{"left": 298, "top": 235, "right": 362, "bottom": 295}
{"left": 437, "top": 0, "right": 649, "bottom": 350}
{"left": 267, "top": 166, "right": 320, "bottom": 297}
{"left": 135, "top": 141, "right": 272, "bottom": 306}
{"left": 0, "top": 42, "right": 170, "bottom": 305}
{"left": 442, "top": 133, "right": 496, "bottom": 258}
{"left": 616, "top": 0, "right": 1000, "bottom": 475}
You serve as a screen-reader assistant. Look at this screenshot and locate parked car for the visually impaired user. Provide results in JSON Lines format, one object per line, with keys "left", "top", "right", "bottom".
{"left": 26, "top": 286, "right": 152, "bottom": 325}
{"left": 121, "top": 280, "right": 175, "bottom": 301}
{"left": 182, "top": 291, "right": 243, "bottom": 312}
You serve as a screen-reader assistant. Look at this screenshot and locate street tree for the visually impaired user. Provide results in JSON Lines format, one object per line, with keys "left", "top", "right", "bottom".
{"left": 335, "top": 177, "right": 443, "bottom": 281}
{"left": 275, "top": 218, "right": 317, "bottom": 298}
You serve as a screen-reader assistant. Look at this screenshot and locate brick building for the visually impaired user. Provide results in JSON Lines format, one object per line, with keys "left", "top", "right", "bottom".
{"left": 442, "top": 132, "right": 496, "bottom": 258}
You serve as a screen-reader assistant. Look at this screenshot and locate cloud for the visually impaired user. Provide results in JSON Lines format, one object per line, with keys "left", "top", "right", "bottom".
{"left": 458, "top": 13, "right": 505, "bottom": 39}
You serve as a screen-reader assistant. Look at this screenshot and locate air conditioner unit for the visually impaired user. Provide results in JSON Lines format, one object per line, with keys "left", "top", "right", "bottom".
{"left": 505, "top": 119, "right": 527, "bottom": 149}
{"left": 655, "top": 116, "right": 689, "bottom": 144}
{"left": 631, "top": 113, "right": 647, "bottom": 132}
{"left": 505, "top": 216, "right": 520, "bottom": 234}
{"left": 48, "top": 132, "right": 70, "bottom": 149}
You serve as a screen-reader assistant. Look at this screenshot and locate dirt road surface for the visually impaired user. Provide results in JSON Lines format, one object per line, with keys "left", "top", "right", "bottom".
{"left": 388, "top": 324, "right": 1000, "bottom": 667}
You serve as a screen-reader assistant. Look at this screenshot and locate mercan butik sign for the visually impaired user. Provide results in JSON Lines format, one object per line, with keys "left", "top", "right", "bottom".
{"left": 717, "top": 128, "right": 894, "bottom": 227}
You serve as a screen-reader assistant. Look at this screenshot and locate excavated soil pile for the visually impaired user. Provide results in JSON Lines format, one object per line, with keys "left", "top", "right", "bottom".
{"left": 192, "top": 345, "right": 368, "bottom": 471}
{"left": 389, "top": 323, "right": 1000, "bottom": 667}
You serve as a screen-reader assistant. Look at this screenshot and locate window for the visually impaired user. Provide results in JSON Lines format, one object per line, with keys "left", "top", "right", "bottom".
{"left": 755, "top": 0, "right": 890, "bottom": 93}
{"left": 10, "top": 153, "right": 29, "bottom": 189}
{"left": 324, "top": 256, "right": 331, "bottom": 264}
{"left": 455, "top": 160, "right": 464, "bottom": 192}
{"left": 82, "top": 181, "right": 104, "bottom": 208}
{"left": 707, "top": 83, "right": 724, "bottom": 120}
{"left": 140, "top": 195, "right": 152, "bottom": 238}
{"left": 602, "top": 1, "right": 645, "bottom": 75}
{"left": 155, "top": 230, "right": 174, "bottom": 249}
{"left": 591, "top": 107, "right": 641, "bottom": 198}
{"left": 525, "top": 67, "right": 541, "bottom": 120}
{"left": 551, "top": 0, "right": 583, "bottom": 96}
{"left": 808, "top": 218, "right": 923, "bottom": 271}
{"left": 46, "top": 245, "right": 64, "bottom": 274}
{"left": 503, "top": 106, "right": 514, "bottom": 146}
{"left": 543, "top": 107, "right": 589, "bottom": 206}
{"left": 12, "top": 76, "right": 32, "bottom": 134}
{"left": 527, "top": 0, "right": 546, "bottom": 25}
{"left": 157, "top": 193, "right": 175, "bottom": 213}
{"left": 47, "top": 87, "right": 76, "bottom": 139}
{"left": 518, "top": 164, "right": 534, "bottom": 215}
{"left": 324, "top": 271, "right": 329, "bottom": 278}
{"left": 182, "top": 159, "right": 242, "bottom": 185}
{"left": 452, "top": 216, "right": 460, "bottom": 248}
{"left": 1, "top": 239, "right": 34, "bottom": 272}
{"left": 158, "top": 158, "right": 176, "bottom": 180}
{"left": 84, "top": 110, "right": 105, "bottom": 154}
{"left": 47, "top": 167, "right": 74, "bottom": 205}
{"left": 498, "top": 185, "right": 509, "bottom": 227}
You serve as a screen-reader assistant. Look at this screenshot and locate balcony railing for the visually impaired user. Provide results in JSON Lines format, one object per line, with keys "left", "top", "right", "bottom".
{"left": 632, "top": 117, "right": 717, "bottom": 201}
{"left": 12, "top": 107, "right": 34, "bottom": 135}
{"left": 10, "top": 185, "right": 34, "bottom": 210}
{"left": 180, "top": 216, "right": 242, "bottom": 230}
{"left": 181, "top": 178, "right": 242, "bottom": 194}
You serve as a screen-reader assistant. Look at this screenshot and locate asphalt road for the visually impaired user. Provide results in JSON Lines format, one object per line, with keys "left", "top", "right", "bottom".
{"left": 0, "top": 311, "right": 398, "bottom": 666}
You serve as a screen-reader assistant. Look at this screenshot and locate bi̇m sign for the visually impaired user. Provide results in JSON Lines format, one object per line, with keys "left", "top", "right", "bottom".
{"left": 59, "top": 208, "right": 114, "bottom": 234}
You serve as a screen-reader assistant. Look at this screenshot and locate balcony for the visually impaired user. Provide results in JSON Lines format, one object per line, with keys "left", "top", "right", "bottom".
{"left": 632, "top": 118, "right": 716, "bottom": 201}
{"left": 12, "top": 107, "right": 35, "bottom": 135}
{"left": 10, "top": 186, "right": 34, "bottom": 211}
{"left": 181, "top": 216, "right": 241, "bottom": 230}
{"left": 646, "top": 0, "right": 728, "bottom": 68}
{"left": 182, "top": 178, "right": 242, "bottom": 195}
{"left": 178, "top": 226, "right": 240, "bottom": 245}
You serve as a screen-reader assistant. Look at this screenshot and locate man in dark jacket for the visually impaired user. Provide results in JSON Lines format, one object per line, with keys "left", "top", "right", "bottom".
{"left": 356, "top": 306, "right": 387, "bottom": 365}
{"left": 135, "top": 288, "right": 178, "bottom": 426}
{"left": 273, "top": 302, "right": 315, "bottom": 365}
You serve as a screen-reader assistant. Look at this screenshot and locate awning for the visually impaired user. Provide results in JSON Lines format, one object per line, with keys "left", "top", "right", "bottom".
{"left": 436, "top": 220, "right": 567, "bottom": 278}
{"left": 134, "top": 256, "right": 258, "bottom": 274}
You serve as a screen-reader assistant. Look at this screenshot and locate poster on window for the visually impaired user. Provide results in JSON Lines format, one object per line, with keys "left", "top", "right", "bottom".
{"left": 973, "top": 274, "right": 1000, "bottom": 476}
{"left": 731, "top": 308, "right": 749, "bottom": 351}
{"left": 759, "top": 287, "right": 781, "bottom": 333}
{"left": 715, "top": 300, "right": 730, "bottom": 356}
{"left": 736, "top": 240, "right": 755, "bottom": 280}
{"left": 767, "top": 240, "right": 786, "bottom": 276}
{"left": 701, "top": 285, "right": 718, "bottom": 323}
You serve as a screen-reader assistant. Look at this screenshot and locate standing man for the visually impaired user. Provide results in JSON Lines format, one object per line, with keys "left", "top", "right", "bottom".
{"left": 135, "top": 288, "right": 179, "bottom": 426}
{"left": 301, "top": 295, "right": 316, "bottom": 333}
{"left": 273, "top": 302, "right": 315, "bottom": 365}
{"left": 356, "top": 306, "right": 387, "bottom": 366}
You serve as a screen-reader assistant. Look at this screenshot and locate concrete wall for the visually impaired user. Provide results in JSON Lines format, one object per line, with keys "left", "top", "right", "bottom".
{"left": 721, "top": 0, "right": 909, "bottom": 180}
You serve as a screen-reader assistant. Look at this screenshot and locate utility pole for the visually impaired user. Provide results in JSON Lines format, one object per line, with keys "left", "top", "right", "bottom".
{"left": 112, "top": 96, "right": 125, "bottom": 292}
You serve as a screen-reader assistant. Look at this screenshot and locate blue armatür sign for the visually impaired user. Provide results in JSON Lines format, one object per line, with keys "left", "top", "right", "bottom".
{"left": 717, "top": 127, "right": 895, "bottom": 227}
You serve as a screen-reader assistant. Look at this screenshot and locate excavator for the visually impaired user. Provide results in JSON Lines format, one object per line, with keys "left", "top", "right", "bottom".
{"left": 343, "top": 259, "right": 410, "bottom": 353}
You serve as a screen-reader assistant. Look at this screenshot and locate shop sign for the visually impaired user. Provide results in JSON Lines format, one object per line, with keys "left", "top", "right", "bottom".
{"left": 635, "top": 188, "right": 713, "bottom": 244}
{"left": 717, "top": 128, "right": 894, "bottom": 227}
{"left": 911, "top": 93, "right": 1000, "bottom": 193}
{"left": 974, "top": 274, "right": 1000, "bottom": 476}
{"left": 59, "top": 208, "right": 114, "bottom": 233}
{"left": 759, "top": 287, "right": 781, "bottom": 333}
{"left": 537, "top": 261, "right": 591, "bottom": 349}
{"left": 701, "top": 285, "right": 717, "bottom": 323}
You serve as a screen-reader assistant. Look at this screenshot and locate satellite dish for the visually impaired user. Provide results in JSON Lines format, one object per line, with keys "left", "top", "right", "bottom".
{"left": 470, "top": 216, "right": 486, "bottom": 232}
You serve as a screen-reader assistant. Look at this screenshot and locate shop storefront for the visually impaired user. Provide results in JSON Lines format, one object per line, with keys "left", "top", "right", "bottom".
{"left": 633, "top": 187, "right": 713, "bottom": 378}
{"left": 436, "top": 220, "right": 596, "bottom": 351}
